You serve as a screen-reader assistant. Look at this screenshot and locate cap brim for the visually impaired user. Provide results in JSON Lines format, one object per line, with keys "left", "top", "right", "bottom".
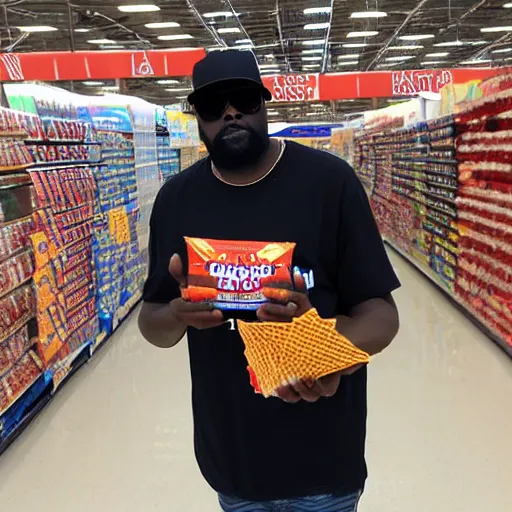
{"left": 188, "top": 78, "right": 272, "bottom": 104}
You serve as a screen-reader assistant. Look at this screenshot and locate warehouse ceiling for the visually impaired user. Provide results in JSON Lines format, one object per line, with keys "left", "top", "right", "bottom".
{"left": 2, "top": 0, "right": 512, "bottom": 120}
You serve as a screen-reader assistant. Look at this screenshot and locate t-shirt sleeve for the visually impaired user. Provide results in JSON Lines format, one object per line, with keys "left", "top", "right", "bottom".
{"left": 142, "top": 187, "right": 181, "bottom": 304}
{"left": 337, "top": 166, "right": 400, "bottom": 310}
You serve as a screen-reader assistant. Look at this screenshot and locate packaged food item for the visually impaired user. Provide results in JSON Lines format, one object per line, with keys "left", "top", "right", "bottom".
{"left": 183, "top": 237, "right": 297, "bottom": 311}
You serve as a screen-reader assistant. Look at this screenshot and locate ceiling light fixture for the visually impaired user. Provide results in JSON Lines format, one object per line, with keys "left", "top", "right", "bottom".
{"left": 165, "top": 87, "right": 192, "bottom": 92}
{"left": 343, "top": 43, "right": 368, "bottom": 48}
{"left": 304, "top": 7, "right": 332, "bottom": 14}
{"left": 302, "top": 56, "right": 323, "bottom": 61}
{"left": 217, "top": 27, "right": 241, "bottom": 34}
{"left": 88, "top": 38, "right": 116, "bottom": 44}
{"left": 504, "top": 2, "right": 512, "bottom": 6}
{"left": 102, "top": 45, "right": 124, "bottom": 49}
{"left": 304, "top": 22, "right": 330, "bottom": 30}
{"left": 235, "top": 39, "right": 252, "bottom": 44}
{"left": 386, "top": 55, "right": 415, "bottom": 61}
{"left": 74, "top": 28, "right": 90, "bottom": 33}
{"left": 337, "top": 61, "right": 359, "bottom": 66}
{"left": 425, "top": 52, "right": 449, "bottom": 57}
{"left": 492, "top": 47, "right": 512, "bottom": 53}
{"left": 83, "top": 81, "right": 104, "bottom": 86}
{"left": 302, "top": 49, "right": 324, "bottom": 54}
{"left": 338, "top": 54, "right": 360, "bottom": 59}
{"left": 145, "top": 22, "right": 180, "bottom": 28}
{"left": 434, "top": 40, "right": 464, "bottom": 47}
{"left": 481, "top": 26, "right": 512, "bottom": 32}
{"left": 459, "top": 59, "right": 492, "bottom": 64}
{"left": 389, "top": 45, "right": 424, "bottom": 50}
{"left": 203, "top": 11, "right": 235, "bottom": 18}
{"left": 157, "top": 34, "right": 194, "bottom": 40}
{"left": 399, "top": 34, "right": 435, "bottom": 40}
{"left": 157, "top": 79, "right": 180, "bottom": 84}
{"left": 420, "top": 61, "right": 445, "bottom": 65}
{"left": 302, "top": 39, "right": 326, "bottom": 45}
{"left": 17, "top": 26, "right": 57, "bottom": 32}
{"left": 350, "top": 11, "right": 387, "bottom": 18}
{"left": 118, "top": 4, "right": 160, "bottom": 13}
{"left": 347, "top": 31, "right": 379, "bottom": 38}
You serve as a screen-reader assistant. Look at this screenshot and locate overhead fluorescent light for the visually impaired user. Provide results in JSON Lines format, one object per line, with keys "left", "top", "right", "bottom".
{"left": 470, "top": 40, "right": 488, "bottom": 45}
{"left": 389, "top": 45, "right": 424, "bottom": 50}
{"left": 203, "top": 11, "right": 235, "bottom": 18}
{"left": 306, "top": 112, "right": 320, "bottom": 116}
{"left": 83, "top": 81, "right": 104, "bottom": 86}
{"left": 157, "top": 79, "right": 180, "bottom": 84}
{"left": 302, "top": 39, "right": 326, "bottom": 45}
{"left": 386, "top": 55, "right": 415, "bottom": 61}
{"left": 347, "top": 31, "right": 379, "bottom": 38}
{"left": 235, "top": 39, "right": 252, "bottom": 44}
{"left": 399, "top": 34, "right": 435, "bottom": 40}
{"left": 165, "top": 88, "right": 192, "bottom": 92}
{"left": 234, "top": 44, "right": 254, "bottom": 50}
{"left": 145, "top": 22, "right": 180, "bottom": 28}
{"left": 118, "top": 4, "right": 160, "bottom": 12}
{"left": 434, "top": 40, "right": 464, "bottom": 47}
{"left": 425, "top": 52, "right": 449, "bottom": 57}
{"left": 302, "top": 49, "right": 324, "bottom": 54}
{"left": 175, "top": 96, "right": 189, "bottom": 100}
{"left": 337, "top": 61, "right": 359, "bottom": 66}
{"left": 343, "top": 43, "right": 368, "bottom": 48}
{"left": 157, "top": 34, "right": 194, "bottom": 40}
{"left": 492, "top": 47, "right": 512, "bottom": 53}
{"left": 481, "top": 26, "right": 512, "bottom": 32}
{"left": 74, "top": 28, "right": 90, "bottom": 33}
{"left": 311, "top": 104, "right": 325, "bottom": 108}
{"left": 304, "top": 7, "right": 332, "bottom": 14}
{"left": 420, "top": 61, "right": 445, "bottom": 65}
{"left": 377, "top": 62, "right": 399, "bottom": 67}
{"left": 504, "top": 2, "right": 512, "bottom": 6}
{"left": 304, "top": 22, "right": 330, "bottom": 30}
{"left": 302, "top": 56, "right": 323, "bottom": 61}
{"left": 459, "top": 59, "right": 492, "bottom": 64}
{"left": 88, "top": 38, "right": 116, "bottom": 44}
{"left": 267, "top": 111, "right": 280, "bottom": 116}
{"left": 338, "top": 54, "right": 359, "bottom": 59}
{"left": 217, "top": 27, "right": 241, "bottom": 34}
{"left": 17, "top": 26, "right": 57, "bottom": 32}
{"left": 302, "top": 65, "right": 321, "bottom": 69}
{"left": 350, "top": 11, "right": 387, "bottom": 18}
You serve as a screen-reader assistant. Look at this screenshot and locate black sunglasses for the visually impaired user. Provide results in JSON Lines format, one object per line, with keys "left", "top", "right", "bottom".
{"left": 192, "top": 88, "right": 263, "bottom": 122}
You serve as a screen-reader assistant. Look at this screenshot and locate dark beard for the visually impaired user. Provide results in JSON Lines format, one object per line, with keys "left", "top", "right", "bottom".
{"left": 200, "top": 124, "right": 270, "bottom": 172}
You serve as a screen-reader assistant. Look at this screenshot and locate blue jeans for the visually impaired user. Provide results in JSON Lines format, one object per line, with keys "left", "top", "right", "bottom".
{"left": 219, "top": 490, "right": 361, "bottom": 512}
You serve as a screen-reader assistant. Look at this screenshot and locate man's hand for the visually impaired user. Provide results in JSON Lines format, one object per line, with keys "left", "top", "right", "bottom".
{"left": 169, "top": 254, "right": 224, "bottom": 330}
{"left": 274, "top": 366, "right": 364, "bottom": 403}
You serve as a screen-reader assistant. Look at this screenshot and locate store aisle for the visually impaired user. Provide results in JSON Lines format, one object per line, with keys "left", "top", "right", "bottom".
{"left": 0, "top": 250, "right": 511, "bottom": 512}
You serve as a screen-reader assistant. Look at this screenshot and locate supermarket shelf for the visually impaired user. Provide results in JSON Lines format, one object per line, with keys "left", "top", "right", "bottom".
{"left": 385, "top": 239, "right": 512, "bottom": 358}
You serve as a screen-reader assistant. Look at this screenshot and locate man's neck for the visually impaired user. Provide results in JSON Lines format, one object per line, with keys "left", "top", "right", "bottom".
{"left": 213, "top": 139, "right": 282, "bottom": 186}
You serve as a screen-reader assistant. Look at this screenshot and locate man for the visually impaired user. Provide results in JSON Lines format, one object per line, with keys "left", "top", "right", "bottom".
{"left": 138, "top": 50, "right": 400, "bottom": 512}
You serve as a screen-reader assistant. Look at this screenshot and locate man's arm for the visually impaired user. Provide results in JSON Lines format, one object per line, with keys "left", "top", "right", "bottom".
{"left": 138, "top": 302, "right": 186, "bottom": 349}
{"left": 336, "top": 294, "right": 399, "bottom": 356}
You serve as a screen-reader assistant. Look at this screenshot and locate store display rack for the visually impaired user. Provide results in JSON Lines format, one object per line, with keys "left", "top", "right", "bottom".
{"left": 354, "top": 87, "right": 512, "bottom": 356}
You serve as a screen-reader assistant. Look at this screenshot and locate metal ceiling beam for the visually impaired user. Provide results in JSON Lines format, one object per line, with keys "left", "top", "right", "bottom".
{"left": 275, "top": 0, "right": 291, "bottom": 73}
{"left": 185, "top": 0, "right": 227, "bottom": 48}
{"left": 224, "top": 0, "right": 252, "bottom": 45}
{"left": 321, "top": 0, "right": 335, "bottom": 74}
{"left": 436, "top": 0, "right": 490, "bottom": 37}
{"left": 365, "top": 0, "right": 430, "bottom": 71}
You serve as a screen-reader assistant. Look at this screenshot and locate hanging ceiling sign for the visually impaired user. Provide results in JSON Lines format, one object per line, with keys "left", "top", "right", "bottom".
{"left": 391, "top": 69, "right": 454, "bottom": 96}
{"left": 263, "top": 74, "right": 320, "bottom": 102}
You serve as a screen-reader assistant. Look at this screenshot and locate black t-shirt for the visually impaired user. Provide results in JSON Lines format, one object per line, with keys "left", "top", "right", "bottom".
{"left": 142, "top": 141, "right": 400, "bottom": 501}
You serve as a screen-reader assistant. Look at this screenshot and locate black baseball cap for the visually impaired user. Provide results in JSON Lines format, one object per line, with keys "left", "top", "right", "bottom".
{"left": 188, "top": 50, "right": 272, "bottom": 104}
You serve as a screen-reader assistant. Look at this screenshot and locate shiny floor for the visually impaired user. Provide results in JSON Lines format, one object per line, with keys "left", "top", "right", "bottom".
{"left": 1, "top": 251, "right": 512, "bottom": 512}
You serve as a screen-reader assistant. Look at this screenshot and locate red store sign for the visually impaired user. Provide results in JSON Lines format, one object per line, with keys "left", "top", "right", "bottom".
{"left": 263, "top": 74, "right": 320, "bottom": 102}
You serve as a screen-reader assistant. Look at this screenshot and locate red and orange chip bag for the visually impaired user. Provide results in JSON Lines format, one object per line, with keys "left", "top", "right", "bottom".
{"left": 183, "top": 237, "right": 296, "bottom": 311}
